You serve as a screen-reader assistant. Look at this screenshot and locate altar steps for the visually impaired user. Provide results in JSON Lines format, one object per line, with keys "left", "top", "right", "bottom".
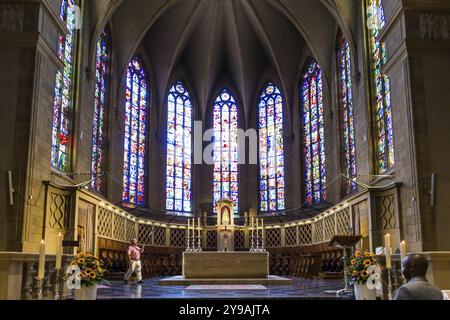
{"left": 313, "top": 272, "right": 344, "bottom": 280}
{"left": 159, "top": 275, "right": 293, "bottom": 286}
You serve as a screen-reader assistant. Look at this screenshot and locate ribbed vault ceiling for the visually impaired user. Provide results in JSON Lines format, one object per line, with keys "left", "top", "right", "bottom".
{"left": 94, "top": 0, "right": 356, "bottom": 125}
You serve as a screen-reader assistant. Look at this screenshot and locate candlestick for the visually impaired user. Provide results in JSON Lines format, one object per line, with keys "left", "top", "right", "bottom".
{"left": 38, "top": 240, "right": 46, "bottom": 279}
{"left": 55, "top": 233, "right": 63, "bottom": 270}
{"left": 187, "top": 219, "right": 190, "bottom": 239}
{"left": 384, "top": 233, "right": 391, "bottom": 269}
{"left": 251, "top": 217, "right": 254, "bottom": 237}
{"left": 198, "top": 218, "right": 201, "bottom": 238}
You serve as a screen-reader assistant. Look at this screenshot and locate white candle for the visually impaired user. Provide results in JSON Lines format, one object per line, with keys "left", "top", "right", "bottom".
{"left": 400, "top": 240, "right": 407, "bottom": 262}
{"left": 187, "top": 219, "right": 190, "bottom": 239}
{"left": 261, "top": 218, "right": 264, "bottom": 230}
{"left": 198, "top": 218, "right": 201, "bottom": 238}
{"left": 251, "top": 217, "right": 254, "bottom": 238}
{"left": 385, "top": 233, "right": 391, "bottom": 269}
{"left": 55, "top": 233, "right": 63, "bottom": 270}
{"left": 38, "top": 240, "right": 46, "bottom": 279}
{"left": 188, "top": 219, "right": 191, "bottom": 239}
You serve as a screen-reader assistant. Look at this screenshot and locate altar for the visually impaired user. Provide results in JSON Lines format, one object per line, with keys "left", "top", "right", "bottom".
{"left": 182, "top": 252, "right": 269, "bottom": 279}
{"left": 159, "top": 199, "right": 293, "bottom": 286}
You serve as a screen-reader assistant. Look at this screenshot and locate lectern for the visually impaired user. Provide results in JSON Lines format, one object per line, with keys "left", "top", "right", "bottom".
{"left": 326, "top": 235, "right": 362, "bottom": 297}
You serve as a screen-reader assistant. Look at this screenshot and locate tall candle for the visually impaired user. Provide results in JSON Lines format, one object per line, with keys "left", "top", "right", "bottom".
{"left": 38, "top": 240, "right": 46, "bottom": 279}
{"left": 198, "top": 218, "right": 201, "bottom": 238}
{"left": 261, "top": 218, "right": 264, "bottom": 230}
{"left": 400, "top": 240, "right": 407, "bottom": 262}
{"left": 187, "top": 219, "right": 190, "bottom": 239}
{"left": 251, "top": 217, "right": 254, "bottom": 238}
{"left": 55, "top": 233, "right": 63, "bottom": 270}
{"left": 384, "top": 233, "right": 391, "bottom": 269}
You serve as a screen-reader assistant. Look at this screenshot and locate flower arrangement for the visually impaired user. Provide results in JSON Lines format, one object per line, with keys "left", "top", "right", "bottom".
{"left": 65, "top": 253, "right": 105, "bottom": 288}
{"left": 347, "top": 250, "right": 380, "bottom": 286}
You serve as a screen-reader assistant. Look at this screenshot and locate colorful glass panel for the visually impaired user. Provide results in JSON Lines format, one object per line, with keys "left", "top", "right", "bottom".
{"left": 259, "top": 84, "right": 285, "bottom": 212}
{"left": 166, "top": 81, "right": 193, "bottom": 214}
{"left": 337, "top": 32, "right": 357, "bottom": 194}
{"left": 51, "top": 0, "right": 78, "bottom": 171}
{"left": 213, "top": 89, "right": 239, "bottom": 214}
{"left": 123, "top": 57, "right": 148, "bottom": 205}
{"left": 91, "top": 29, "right": 109, "bottom": 192}
{"left": 367, "top": 0, "right": 395, "bottom": 173}
{"left": 302, "top": 60, "right": 326, "bottom": 204}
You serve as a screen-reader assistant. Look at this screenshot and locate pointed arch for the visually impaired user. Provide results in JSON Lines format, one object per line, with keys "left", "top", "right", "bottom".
{"left": 165, "top": 81, "right": 193, "bottom": 214}
{"left": 51, "top": 0, "right": 80, "bottom": 171}
{"left": 366, "top": 0, "right": 394, "bottom": 173}
{"left": 301, "top": 59, "right": 326, "bottom": 205}
{"left": 91, "top": 27, "right": 111, "bottom": 193}
{"left": 337, "top": 30, "right": 357, "bottom": 194}
{"left": 258, "top": 83, "right": 285, "bottom": 213}
{"left": 213, "top": 88, "right": 239, "bottom": 213}
{"left": 122, "top": 56, "right": 149, "bottom": 205}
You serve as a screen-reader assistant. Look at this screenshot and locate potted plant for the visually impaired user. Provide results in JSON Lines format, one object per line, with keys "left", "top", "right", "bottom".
{"left": 347, "top": 250, "right": 381, "bottom": 300}
{"left": 65, "top": 253, "right": 105, "bottom": 300}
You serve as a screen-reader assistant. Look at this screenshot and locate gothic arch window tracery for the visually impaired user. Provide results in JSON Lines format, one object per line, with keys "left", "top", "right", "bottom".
{"left": 91, "top": 28, "right": 110, "bottom": 193}
{"left": 301, "top": 59, "right": 326, "bottom": 204}
{"left": 259, "top": 83, "right": 285, "bottom": 213}
{"left": 213, "top": 88, "right": 239, "bottom": 214}
{"left": 51, "top": 0, "right": 79, "bottom": 171}
{"left": 337, "top": 31, "right": 357, "bottom": 194}
{"left": 166, "top": 81, "right": 193, "bottom": 214}
{"left": 122, "top": 57, "right": 149, "bottom": 205}
{"left": 366, "top": 0, "right": 395, "bottom": 173}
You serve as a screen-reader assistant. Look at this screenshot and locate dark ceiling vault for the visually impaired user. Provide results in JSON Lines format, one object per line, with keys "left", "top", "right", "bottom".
{"left": 88, "top": 0, "right": 357, "bottom": 125}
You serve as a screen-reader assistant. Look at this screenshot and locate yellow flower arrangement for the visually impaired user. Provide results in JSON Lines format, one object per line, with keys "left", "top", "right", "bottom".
{"left": 347, "top": 250, "right": 379, "bottom": 286}
{"left": 65, "top": 252, "right": 106, "bottom": 288}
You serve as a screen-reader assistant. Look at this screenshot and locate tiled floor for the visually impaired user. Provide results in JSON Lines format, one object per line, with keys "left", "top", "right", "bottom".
{"left": 93, "top": 277, "right": 354, "bottom": 300}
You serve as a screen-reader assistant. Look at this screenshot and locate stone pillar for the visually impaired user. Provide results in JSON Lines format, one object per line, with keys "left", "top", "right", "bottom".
{"left": 380, "top": 0, "right": 450, "bottom": 251}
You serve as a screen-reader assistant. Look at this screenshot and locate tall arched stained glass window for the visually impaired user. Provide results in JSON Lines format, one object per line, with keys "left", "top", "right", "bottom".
{"left": 259, "top": 84, "right": 285, "bottom": 212}
{"left": 91, "top": 29, "right": 110, "bottom": 192}
{"left": 213, "top": 89, "right": 239, "bottom": 213}
{"left": 123, "top": 57, "right": 148, "bottom": 205}
{"left": 51, "top": 0, "right": 79, "bottom": 171}
{"left": 166, "top": 81, "right": 192, "bottom": 214}
{"left": 302, "top": 60, "right": 326, "bottom": 204}
{"left": 337, "top": 31, "right": 357, "bottom": 194}
{"left": 366, "top": 0, "right": 394, "bottom": 173}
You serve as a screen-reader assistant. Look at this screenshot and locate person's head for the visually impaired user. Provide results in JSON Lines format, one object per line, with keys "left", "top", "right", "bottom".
{"left": 131, "top": 239, "right": 137, "bottom": 246}
{"left": 402, "top": 254, "right": 428, "bottom": 281}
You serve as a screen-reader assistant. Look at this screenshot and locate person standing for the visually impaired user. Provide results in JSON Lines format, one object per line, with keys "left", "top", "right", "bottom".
{"left": 394, "top": 254, "right": 443, "bottom": 300}
{"left": 124, "top": 239, "right": 145, "bottom": 284}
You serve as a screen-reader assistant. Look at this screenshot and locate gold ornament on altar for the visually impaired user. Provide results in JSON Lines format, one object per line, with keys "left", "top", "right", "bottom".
{"left": 215, "top": 199, "right": 236, "bottom": 252}
{"left": 216, "top": 199, "right": 235, "bottom": 227}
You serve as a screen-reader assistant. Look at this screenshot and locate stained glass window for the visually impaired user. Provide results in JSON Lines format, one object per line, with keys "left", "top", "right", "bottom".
{"left": 51, "top": 0, "right": 78, "bottom": 171}
{"left": 166, "top": 81, "right": 193, "bottom": 214}
{"left": 302, "top": 60, "right": 326, "bottom": 205}
{"left": 123, "top": 57, "right": 148, "bottom": 205}
{"left": 213, "top": 89, "right": 239, "bottom": 214}
{"left": 91, "top": 29, "right": 109, "bottom": 192}
{"left": 259, "top": 84, "right": 285, "bottom": 212}
{"left": 337, "top": 31, "right": 357, "bottom": 194}
{"left": 367, "top": 0, "right": 395, "bottom": 173}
